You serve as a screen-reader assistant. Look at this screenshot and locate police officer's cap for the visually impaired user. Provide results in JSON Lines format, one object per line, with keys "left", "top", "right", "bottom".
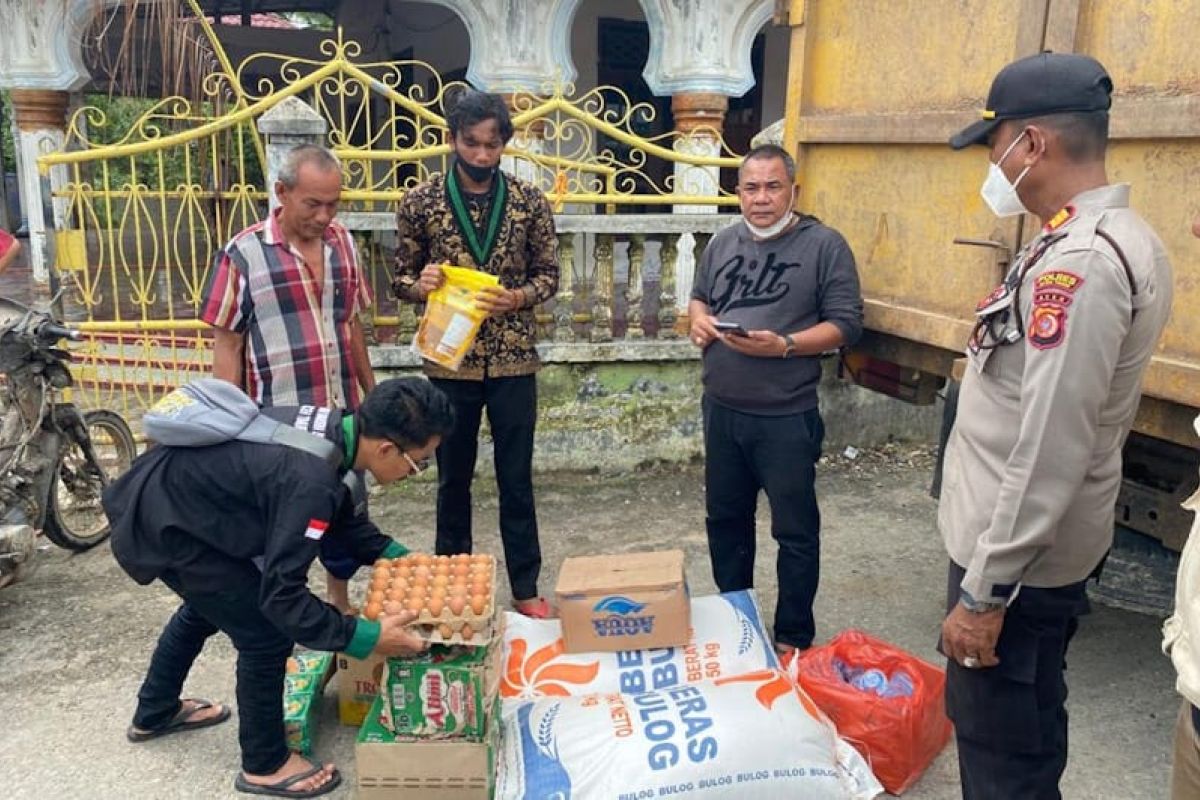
{"left": 950, "top": 52, "right": 1113, "bottom": 150}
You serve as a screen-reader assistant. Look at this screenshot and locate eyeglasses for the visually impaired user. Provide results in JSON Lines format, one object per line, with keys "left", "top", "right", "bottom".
{"left": 400, "top": 450, "right": 430, "bottom": 474}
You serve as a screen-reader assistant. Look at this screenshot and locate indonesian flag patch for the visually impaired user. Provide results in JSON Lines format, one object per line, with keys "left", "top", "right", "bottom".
{"left": 304, "top": 519, "right": 329, "bottom": 541}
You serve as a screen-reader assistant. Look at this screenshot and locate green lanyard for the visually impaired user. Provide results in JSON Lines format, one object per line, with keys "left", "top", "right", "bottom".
{"left": 341, "top": 414, "right": 357, "bottom": 470}
{"left": 446, "top": 167, "right": 507, "bottom": 267}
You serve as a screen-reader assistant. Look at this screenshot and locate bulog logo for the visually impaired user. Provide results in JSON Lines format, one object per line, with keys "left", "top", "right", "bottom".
{"left": 592, "top": 596, "right": 656, "bottom": 637}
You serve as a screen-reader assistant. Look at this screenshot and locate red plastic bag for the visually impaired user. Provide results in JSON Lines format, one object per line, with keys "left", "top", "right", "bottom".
{"left": 790, "top": 629, "right": 952, "bottom": 795}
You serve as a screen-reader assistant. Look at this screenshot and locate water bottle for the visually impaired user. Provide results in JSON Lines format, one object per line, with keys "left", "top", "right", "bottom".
{"left": 850, "top": 668, "right": 888, "bottom": 695}
{"left": 882, "top": 669, "right": 915, "bottom": 699}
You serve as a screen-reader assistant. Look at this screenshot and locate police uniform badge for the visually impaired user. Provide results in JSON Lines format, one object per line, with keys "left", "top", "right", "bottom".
{"left": 1028, "top": 270, "right": 1083, "bottom": 350}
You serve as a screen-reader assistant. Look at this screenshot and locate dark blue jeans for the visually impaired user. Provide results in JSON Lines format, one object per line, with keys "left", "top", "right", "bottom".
{"left": 432, "top": 375, "right": 541, "bottom": 601}
{"left": 702, "top": 397, "right": 824, "bottom": 649}
{"left": 133, "top": 575, "right": 293, "bottom": 775}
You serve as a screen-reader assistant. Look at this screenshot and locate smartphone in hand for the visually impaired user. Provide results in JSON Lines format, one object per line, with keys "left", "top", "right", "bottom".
{"left": 714, "top": 320, "right": 750, "bottom": 337}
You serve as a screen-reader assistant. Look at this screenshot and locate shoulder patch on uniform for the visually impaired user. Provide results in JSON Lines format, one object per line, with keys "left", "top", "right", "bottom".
{"left": 303, "top": 519, "right": 329, "bottom": 540}
{"left": 1029, "top": 304, "right": 1068, "bottom": 350}
{"left": 1028, "top": 271, "right": 1082, "bottom": 350}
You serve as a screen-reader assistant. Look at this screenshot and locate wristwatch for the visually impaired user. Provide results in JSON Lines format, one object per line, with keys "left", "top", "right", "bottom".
{"left": 959, "top": 588, "right": 1005, "bottom": 614}
{"left": 781, "top": 334, "right": 796, "bottom": 359}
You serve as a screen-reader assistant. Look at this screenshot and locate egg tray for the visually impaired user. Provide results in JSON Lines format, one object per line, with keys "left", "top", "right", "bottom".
{"left": 367, "top": 558, "right": 497, "bottom": 621}
{"left": 415, "top": 612, "right": 499, "bottom": 646}
{"left": 407, "top": 600, "right": 495, "bottom": 628}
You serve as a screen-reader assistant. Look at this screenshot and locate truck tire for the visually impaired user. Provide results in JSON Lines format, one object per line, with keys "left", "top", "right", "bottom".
{"left": 1089, "top": 526, "right": 1180, "bottom": 616}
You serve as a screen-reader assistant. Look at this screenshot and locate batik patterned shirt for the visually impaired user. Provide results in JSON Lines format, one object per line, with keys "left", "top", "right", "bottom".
{"left": 393, "top": 172, "right": 559, "bottom": 380}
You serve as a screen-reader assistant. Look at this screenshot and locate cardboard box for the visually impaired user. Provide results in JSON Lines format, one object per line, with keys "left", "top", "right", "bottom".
{"left": 356, "top": 695, "right": 497, "bottom": 800}
{"left": 555, "top": 549, "right": 690, "bottom": 653}
{"left": 336, "top": 651, "right": 386, "bottom": 726}
{"left": 379, "top": 642, "right": 501, "bottom": 740}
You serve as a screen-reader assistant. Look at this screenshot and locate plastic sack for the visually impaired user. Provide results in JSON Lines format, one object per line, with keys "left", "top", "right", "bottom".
{"left": 413, "top": 265, "right": 499, "bottom": 370}
{"left": 790, "top": 629, "right": 952, "bottom": 795}
{"left": 497, "top": 669, "right": 883, "bottom": 800}
{"left": 500, "top": 591, "right": 778, "bottom": 705}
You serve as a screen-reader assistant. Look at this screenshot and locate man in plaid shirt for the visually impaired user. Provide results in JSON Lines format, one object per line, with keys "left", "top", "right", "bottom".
{"left": 201, "top": 144, "right": 376, "bottom": 612}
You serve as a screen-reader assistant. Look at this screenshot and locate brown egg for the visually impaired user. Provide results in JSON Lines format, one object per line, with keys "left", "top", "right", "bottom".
{"left": 405, "top": 596, "right": 425, "bottom": 614}
{"left": 438, "top": 623, "right": 454, "bottom": 639}
{"left": 413, "top": 564, "right": 431, "bottom": 580}
{"left": 434, "top": 564, "right": 451, "bottom": 579}
{"left": 469, "top": 594, "right": 487, "bottom": 615}
{"left": 448, "top": 585, "right": 468, "bottom": 599}
{"left": 386, "top": 586, "right": 406, "bottom": 602}
{"left": 428, "top": 597, "right": 445, "bottom": 617}
{"left": 364, "top": 601, "right": 383, "bottom": 620}
{"left": 470, "top": 577, "right": 489, "bottom": 595}
{"left": 383, "top": 600, "right": 404, "bottom": 617}
{"left": 451, "top": 563, "right": 470, "bottom": 578}
{"left": 432, "top": 574, "right": 450, "bottom": 589}
{"left": 394, "top": 565, "right": 412, "bottom": 580}
{"left": 470, "top": 553, "right": 490, "bottom": 565}
{"left": 412, "top": 574, "right": 430, "bottom": 590}
{"left": 460, "top": 623, "right": 475, "bottom": 640}
{"left": 368, "top": 589, "right": 386, "bottom": 605}
{"left": 371, "top": 569, "right": 389, "bottom": 584}
{"left": 448, "top": 596, "right": 466, "bottom": 616}
{"left": 414, "top": 554, "right": 431, "bottom": 566}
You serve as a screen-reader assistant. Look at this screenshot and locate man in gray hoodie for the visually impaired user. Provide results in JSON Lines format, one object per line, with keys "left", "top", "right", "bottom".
{"left": 689, "top": 143, "right": 863, "bottom": 658}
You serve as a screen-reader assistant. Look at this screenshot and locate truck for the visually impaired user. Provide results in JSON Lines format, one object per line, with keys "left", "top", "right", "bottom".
{"left": 777, "top": 0, "right": 1200, "bottom": 612}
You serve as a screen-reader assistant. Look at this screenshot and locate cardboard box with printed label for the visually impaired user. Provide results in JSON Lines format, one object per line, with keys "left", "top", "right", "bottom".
{"left": 336, "top": 652, "right": 385, "bottom": 726}
{"left": 555, "top": 549, "right": 690, "bottom": 653}
{"left": 356, "top": 695, "right": 498, "bottom": 800}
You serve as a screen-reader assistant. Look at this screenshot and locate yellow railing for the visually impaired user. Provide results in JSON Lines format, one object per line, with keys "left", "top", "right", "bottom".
{"left": 37, "top": 27, "right": 743, "bottom": 413}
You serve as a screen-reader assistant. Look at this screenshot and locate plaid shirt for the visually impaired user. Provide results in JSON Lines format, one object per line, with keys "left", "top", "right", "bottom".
{"left": 201, "top": 209, "right": 372, "bottom": 408}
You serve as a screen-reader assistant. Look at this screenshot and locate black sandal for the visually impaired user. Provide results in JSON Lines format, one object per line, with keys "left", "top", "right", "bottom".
{"left": 235, "top": 765, "right": 342, "bottom": 798}
{"left": 126, "top": 698, "right": 231, "bottom": 743}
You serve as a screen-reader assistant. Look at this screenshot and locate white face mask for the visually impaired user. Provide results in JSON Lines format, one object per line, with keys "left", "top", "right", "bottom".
{"left": 744, "top": 189, "right": 797, "bottom": 239}
{"left": 980, "top": 131, "right": 1033, "bottom": 218}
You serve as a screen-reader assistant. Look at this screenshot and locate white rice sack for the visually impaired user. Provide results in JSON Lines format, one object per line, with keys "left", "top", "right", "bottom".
{"left": 496, "top": 669, "right": 883, "bottom": 800}
{"left": 500, "top": 591, "right": 778, "bottom": 703}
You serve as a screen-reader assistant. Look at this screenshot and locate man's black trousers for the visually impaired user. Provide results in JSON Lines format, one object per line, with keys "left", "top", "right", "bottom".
{"left": 432, "top": 374, "right": 541, "bottom": 601}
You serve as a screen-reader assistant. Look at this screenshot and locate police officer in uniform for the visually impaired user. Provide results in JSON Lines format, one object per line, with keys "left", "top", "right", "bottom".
{"left": 940, "top": 53, "right": 1173, "bottom": 799}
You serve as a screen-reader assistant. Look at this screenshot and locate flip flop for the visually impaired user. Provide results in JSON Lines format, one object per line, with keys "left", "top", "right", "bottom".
{"left": 235, "top": 765, "right": 342, "bottom": 798}
{"left": 126, "top": 698, "right": 231, "bottom": 743}
{"left": 513, "top": 597, "right": 555, "bottom": 619}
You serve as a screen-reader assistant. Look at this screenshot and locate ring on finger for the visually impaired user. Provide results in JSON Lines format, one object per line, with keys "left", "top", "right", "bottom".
{"left": 962, "top": 655, "right": 981, "bottom": 669}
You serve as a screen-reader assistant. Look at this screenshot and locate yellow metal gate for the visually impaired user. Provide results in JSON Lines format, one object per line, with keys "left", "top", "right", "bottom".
{"left": 38, "top": 27, "right": 742, "bottom": 415}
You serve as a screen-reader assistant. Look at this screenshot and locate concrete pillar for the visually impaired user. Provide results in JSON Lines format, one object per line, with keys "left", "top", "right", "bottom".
{"left": 670, "top": 92, "right": 728, "bottom": 216}
{"left": 256, "top": 97, "right": 328, "bottom": 213}
{"left": 416, "top": 0, "right": 580, "bottom": 93}
{"left": 500, "top": 94, "right": 549, "bottom": 188}
{"left": 670, "top": 92, "right": 729, "bottom": 328}
{"left": 10, "top": 89, "right": 70, "bottom": 292}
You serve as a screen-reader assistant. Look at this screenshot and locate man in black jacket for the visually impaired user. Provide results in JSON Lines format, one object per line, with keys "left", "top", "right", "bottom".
{"left": 105, "top": 378, "right": 453, "bottom": 798}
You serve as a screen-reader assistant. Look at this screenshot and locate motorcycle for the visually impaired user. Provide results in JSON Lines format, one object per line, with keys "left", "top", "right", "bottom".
{"left": 0, "top": 297, "right": 136, "bottom": 589}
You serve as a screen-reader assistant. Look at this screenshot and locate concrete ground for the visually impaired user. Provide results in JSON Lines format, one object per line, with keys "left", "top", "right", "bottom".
{"left": 0, "top": 446, "right": 1178, "bottom": 799}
